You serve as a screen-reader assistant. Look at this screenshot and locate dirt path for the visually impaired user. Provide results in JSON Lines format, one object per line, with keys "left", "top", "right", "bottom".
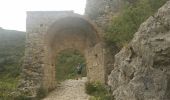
{"left": 43, "top": 77, "right": 89, "bottom": 100}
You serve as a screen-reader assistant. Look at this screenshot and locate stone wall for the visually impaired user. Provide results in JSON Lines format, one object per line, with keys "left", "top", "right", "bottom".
{"left": 85, "top": 0, "right": 125, "bottom": 79}
{"left": 85, "top": 0, "right": 124, "bottom": 30}
{"left": 85, "top": 43, "right": 106, "bottom": 84}
{"left": 19, "top": 11, "right": 107, "bottom": 97}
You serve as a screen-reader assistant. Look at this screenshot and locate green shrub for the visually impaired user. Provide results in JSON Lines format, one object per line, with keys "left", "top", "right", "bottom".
{"left": 0, "top": 77, "right": 18, "bottom": 100}
{"left": 85, "top": 82, "right": 112, "bottom": 100}
{"left": 14, "top": 95, "right": 31, "bottom": 100}
{"left": 14, "top": 87, "right": 48, "bottom": 100}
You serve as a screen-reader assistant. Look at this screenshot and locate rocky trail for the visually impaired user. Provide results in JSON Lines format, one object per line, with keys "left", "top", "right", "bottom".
{"left": 43, "top": 77, "right": 89, "bottom": 100}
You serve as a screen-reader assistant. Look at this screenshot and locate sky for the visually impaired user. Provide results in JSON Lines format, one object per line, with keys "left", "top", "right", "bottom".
{"left": 0, "top": 0, "right": 86, "bottom": 31}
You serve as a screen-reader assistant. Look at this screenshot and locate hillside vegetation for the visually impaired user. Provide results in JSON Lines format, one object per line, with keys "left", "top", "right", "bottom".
{"left": 105, "top": 0, "right": 168, "bottom": 48}
{"left": 0, "top": 28, "right": 25, "bottom": 77}
{"left": 0, "top": 28, "right": 86, "bottom": 99}
{"left": 56, "top": 49, "right": 86, "bottom": 81}
{"left": 0, "top": 28, "right": 25, "bottom": 99}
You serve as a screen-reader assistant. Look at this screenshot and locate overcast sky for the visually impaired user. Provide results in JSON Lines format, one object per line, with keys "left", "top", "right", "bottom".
{"left": 0, "top": 0, "right": 86, "bottom": 31}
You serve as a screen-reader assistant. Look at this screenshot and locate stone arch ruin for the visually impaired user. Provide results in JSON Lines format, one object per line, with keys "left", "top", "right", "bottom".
{"left": 19, "top": 11, "right": 106, "bottom": 96}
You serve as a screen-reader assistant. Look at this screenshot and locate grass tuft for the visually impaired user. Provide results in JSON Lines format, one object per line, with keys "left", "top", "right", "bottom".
{"left": 85, "top": 82, "right": 112, "bottom": 100}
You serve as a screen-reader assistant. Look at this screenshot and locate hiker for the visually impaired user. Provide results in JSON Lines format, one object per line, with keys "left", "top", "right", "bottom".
{"left": 76, "top": 63, "right": 83, "bottom": 80}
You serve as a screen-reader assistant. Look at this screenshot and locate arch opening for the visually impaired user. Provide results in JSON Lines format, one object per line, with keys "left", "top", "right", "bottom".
{"left": 43, "top": 16, "right": 105, "bottom": 91}
{"left": 55, "top": 48, "right": 87, "bottom": 82}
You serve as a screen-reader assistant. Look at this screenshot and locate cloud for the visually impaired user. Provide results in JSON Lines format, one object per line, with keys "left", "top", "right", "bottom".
{"left": 0, "top": 0, "right": 86, "bottom": 31}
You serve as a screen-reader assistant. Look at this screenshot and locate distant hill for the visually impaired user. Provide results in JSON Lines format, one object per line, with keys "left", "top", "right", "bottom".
{"left": 0, "top": 28, "right": 25, "bottom": 77}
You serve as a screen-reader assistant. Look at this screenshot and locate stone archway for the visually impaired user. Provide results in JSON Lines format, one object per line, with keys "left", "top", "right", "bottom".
{"left": 19, "top": 11, "right": 106, "bottom": 97}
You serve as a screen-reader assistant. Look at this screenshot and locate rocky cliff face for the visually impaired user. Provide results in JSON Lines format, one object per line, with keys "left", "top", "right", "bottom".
{"left": 108, "top": 1, "right": 170, "bottom": 100}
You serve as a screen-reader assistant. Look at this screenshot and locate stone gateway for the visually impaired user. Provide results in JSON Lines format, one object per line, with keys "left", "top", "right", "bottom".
{"left": 19, "top": 11, "right": 107, "bottom": 97}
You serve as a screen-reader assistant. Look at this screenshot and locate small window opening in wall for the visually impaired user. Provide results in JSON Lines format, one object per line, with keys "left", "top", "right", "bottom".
{"left": 95, "top": 54, "right": 98, "bottom": 58}
{"left": 40, "top": 24, "right": 43, "bottom": 27}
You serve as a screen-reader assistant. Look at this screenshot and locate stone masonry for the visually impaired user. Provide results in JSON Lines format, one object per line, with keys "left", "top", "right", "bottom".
{"left": 85, "top": 0, "right": 124, "bottom": 30}
{"left": 19, "top": 11, "right": 108, "bottom": 97}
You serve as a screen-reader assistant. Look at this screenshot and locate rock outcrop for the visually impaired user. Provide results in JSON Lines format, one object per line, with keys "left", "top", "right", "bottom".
{"left": 108, "top": 1, "right": 170, "bottom": 100}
